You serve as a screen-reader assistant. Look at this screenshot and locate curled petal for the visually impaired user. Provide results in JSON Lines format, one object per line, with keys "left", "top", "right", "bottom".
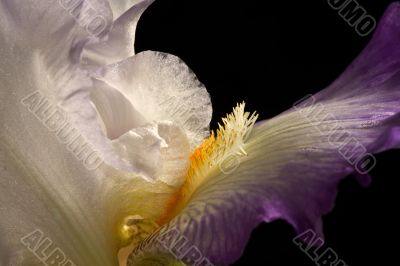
{"left": 82, "top": 0, "right": 155, "bottom": 65}
{"left": 128, "top": 3, "right": 400, "bottom": 265}
{"left": 108, "top": 0, "right": 151, "bottom": 20}
{"left": 112, "top": 121, "right": 191, "bottom": 186}
{"left": 91, "top": 80, "right": 148, "bottom": 140}
{"left": 93, "top": 51, "right": 213, "bottom": 150}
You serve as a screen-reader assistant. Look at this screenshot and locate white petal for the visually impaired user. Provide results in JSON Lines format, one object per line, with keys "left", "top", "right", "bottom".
{"left": 108, "top": 0, "right": 151, "bottom": 20}
{"left": 113, "top": 123, "right": 168, "bottom": 181}
{"left": 0, "top": 0, "right": 207, "bottom": 264}
{"left": 156, "top": 121, "right": 191, "bottom": 187}
{"left": 112, "top": 121, "right": 191, "bottom": 186}
{"left": 0, "top": 1, "right": 120, "bottom": 264}
{"left": 93, "top": 51, "right": 213, "bottom": 150}
{"left": 0, "top": 132, "right": 118, "bottom": 265}
{"left": 91, "top": 80, "right": 148, "bottom": 140}
{"left": 82, "top": 0, "right": 155, "bottom": 66}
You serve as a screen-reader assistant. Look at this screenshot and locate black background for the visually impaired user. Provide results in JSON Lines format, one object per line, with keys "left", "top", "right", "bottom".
{"left": 136, "top": 1, "right": 399, "bottom": 265}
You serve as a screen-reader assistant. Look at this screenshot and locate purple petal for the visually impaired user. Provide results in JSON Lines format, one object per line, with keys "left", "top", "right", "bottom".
{"left": 129, "top": 3, "right": 400, "bottom": 265}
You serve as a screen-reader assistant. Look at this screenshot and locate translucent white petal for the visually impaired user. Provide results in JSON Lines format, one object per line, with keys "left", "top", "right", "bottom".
{"left": 155, "top": 121, "right": 191, "bottom": 187}
{"left": 93, "top": 51, "right": 213, "bottom": 150}
{"left": 91, "top": 80, "right": 148, "bottom": 140}
{"left": 112, "top": 121, "right": 190, "bottom": 186}
{"left": 82, "top": 0, "right": 155, "bottom": 66}
{"left": 108, "top": 0, "right": 152, "bottom": 20}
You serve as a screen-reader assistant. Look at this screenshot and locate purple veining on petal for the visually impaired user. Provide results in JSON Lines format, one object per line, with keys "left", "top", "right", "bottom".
{"left": 133, "top": 3, "right": 400, "bottom": 266}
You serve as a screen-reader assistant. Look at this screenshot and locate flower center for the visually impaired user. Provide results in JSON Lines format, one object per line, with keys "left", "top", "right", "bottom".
{"left": 117, "top": 215, "right": 159, "bottom": 266}
{"left": 116, "top": 103, "right": 258, "bottom": 265}
{"left": 158, "top": 102, "right": 258, "bottom": 224}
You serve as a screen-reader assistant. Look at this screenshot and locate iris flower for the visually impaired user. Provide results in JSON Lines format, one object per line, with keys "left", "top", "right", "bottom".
{"left": 1, "top": 0, "right": 399, "bottom": 265}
